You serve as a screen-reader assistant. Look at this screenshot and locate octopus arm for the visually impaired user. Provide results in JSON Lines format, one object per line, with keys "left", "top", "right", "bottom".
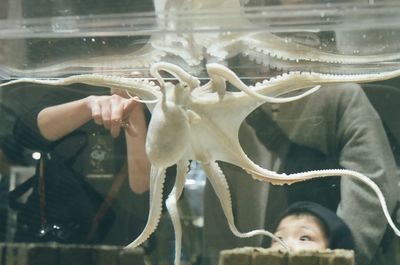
{"left": 244, "top": 72, "right": 344, "bottom": 98}
{"left": 201, "top": 160, "right": 287, "bottom": 246}
{"left": 0, "top": 75, "right": 162, "bottom": 105}
{"left": 126, "top": 166, "right": 167, "bottom": 249}
{"left": 245, "top": 32, "right": 400, "bottom": 64}
{"left": 205, "top": 63, "right": 400, "bottom": 103}
{"left": 205, "top": 63, "right": 320, "bottom": 102}
{"left": 150, "top": 62, "right": 200, "bottom": 89}
{"left": 165, "top": 159, "right": 190, "bottom": 265}
{"left": 288, "top": 169, "right": 400, "bottom": 237}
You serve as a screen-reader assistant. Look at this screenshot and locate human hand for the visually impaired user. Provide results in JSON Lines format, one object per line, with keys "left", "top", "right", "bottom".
{"left": 86, "top": 94, "right": 143, "bottom": 138}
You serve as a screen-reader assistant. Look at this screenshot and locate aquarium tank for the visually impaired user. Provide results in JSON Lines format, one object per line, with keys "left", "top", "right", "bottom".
{"left": 0, "top": 0, "right": 399, "bottom": 265}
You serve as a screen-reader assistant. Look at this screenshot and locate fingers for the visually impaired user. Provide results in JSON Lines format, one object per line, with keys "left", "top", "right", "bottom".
{"left": 90, "top": 96, "right": 112, "bottom": 129}
{"left": 110, "top": 96, "right": 124, "bottom": 138}
{"left": 118, "top": 98, "right": 142, "bottom": 138}
{"left": 89, "top": 95, "right": 140, "bottom": 138}
{"left": 102, "top": 99, "right": 112, "bottom": 130}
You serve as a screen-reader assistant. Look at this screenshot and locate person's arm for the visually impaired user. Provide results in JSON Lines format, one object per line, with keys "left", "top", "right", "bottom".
{"left": 37, "top": 96, "right": 93, "bottom": 140}
{"left": 125, "top": 103, "right": 151, "bottom": 194}
{"left": 38, "top": 94, "right": 140, "bottom": 140}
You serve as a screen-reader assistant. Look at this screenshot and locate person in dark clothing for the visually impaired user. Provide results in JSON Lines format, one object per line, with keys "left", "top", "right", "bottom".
{"left": 11, "top": 84, "right": 151, "bottom": 245}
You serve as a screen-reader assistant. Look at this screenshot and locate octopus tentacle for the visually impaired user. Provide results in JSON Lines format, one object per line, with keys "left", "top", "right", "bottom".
{"left": 150, "top": 62, "right": 200, "bottom": 89}
{"left": 165, "top": 159, "right": 190, "bottom": 265}
{"left": 253, "top": 168, "right": 400, "bottom": 237}
{"left": 206, "top": 63, "right": 321, "bottom": 102}
{"left": 206, "top": 63, "right": 400, "bottom": 103}
{"left": 0, "top": 75, "right": 162, "bottom": 105}
{"left": 125, "top": 167, "right": 167, "bottom": 249}
{"left": 204, "top": 31, "right": 400, "bottom": 66}
{"left": 244, "top": 32, "right": 400, "bottom": 64}
{"left": 201, "top": 160, "right": 288, "bottom": 248}
{"left": 243, "top": 48, "right": 400, "bottom": 76}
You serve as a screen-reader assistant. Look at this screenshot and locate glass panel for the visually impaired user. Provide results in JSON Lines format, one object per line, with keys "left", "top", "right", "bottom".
{"left": 0, "top": 1, "right": 399, "bottom": 265}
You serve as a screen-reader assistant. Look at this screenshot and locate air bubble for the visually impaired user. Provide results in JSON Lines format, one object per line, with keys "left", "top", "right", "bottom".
{"left": 284, "top": 37, "right": 292, "bottom": 44}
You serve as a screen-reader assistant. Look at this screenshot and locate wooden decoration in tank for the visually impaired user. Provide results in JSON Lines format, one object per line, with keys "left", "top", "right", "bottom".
{"left": 219, "top": 247, "right": 355, "bottom": 265}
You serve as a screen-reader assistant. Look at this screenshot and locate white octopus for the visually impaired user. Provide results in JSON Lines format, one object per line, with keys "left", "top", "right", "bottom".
{"left": 2, "top": 62, "right": 400, "bottom": 265}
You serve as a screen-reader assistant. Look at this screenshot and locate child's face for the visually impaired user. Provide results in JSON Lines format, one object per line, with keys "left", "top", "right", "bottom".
{"left": 270, "top": 214, "right": 329, "bottom": 251}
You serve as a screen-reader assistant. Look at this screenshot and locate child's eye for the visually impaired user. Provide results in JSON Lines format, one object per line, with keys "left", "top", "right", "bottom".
{"left": 299, "top": 235, "right": 311, "bottom": 241}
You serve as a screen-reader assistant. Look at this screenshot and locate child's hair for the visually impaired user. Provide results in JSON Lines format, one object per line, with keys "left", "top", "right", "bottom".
{"left": 273, "top": 201, "right": 355, "bottom": 250}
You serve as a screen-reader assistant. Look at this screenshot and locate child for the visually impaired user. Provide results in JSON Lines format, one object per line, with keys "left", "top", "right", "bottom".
{"left": 270, "top": 201, "right": 355, "bottom": 251}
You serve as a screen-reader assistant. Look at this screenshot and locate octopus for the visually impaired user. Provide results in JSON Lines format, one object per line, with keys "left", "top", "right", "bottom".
{"left": 1, "top": 61, "right": 400, "bottom": 265}
{"left": 1, "top": 1, "right": 400, "bottom": 265}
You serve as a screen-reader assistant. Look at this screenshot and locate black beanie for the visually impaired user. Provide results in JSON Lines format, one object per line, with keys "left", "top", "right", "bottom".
{"left": 275, "top": 201, "right": 355, "bottom": 250}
